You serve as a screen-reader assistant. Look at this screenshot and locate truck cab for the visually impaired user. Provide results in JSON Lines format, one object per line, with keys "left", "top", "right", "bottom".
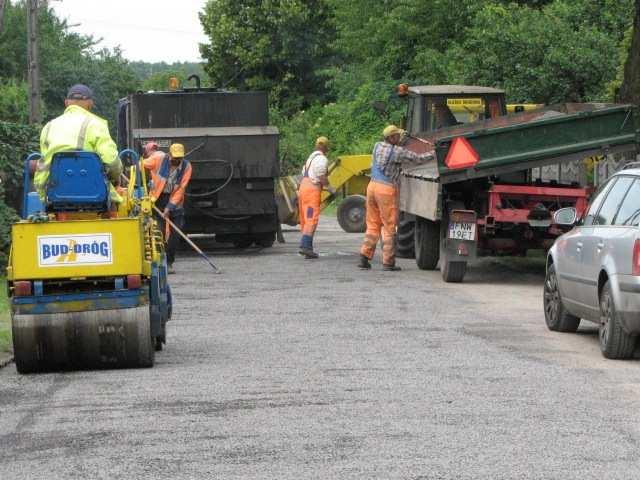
{"left": 400, "top": 85, "right": 507, "bottom": 135}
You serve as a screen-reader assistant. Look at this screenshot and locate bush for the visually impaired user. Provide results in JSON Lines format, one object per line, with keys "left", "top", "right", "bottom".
{"left": 273, "top": 79, "right": 406, "bottom": 174}
{"left": 0, "top": 122, "right": 39, "bottom": 267}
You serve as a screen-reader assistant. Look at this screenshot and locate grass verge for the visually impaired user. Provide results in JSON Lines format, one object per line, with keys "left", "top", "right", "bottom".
{"left": 0, "top": 277, "right": 11, "bottom": 356}
{"left": 322, "top": 201, "right": 338, "bottom": 216}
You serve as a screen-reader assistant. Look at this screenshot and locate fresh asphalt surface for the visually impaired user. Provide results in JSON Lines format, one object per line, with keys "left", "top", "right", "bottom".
{"left": 1, "top": 216, "right": 640, "bottom": 479}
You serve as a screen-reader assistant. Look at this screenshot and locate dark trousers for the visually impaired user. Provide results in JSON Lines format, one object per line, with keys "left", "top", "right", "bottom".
{"left": 155, "top": 194, "right": 185, "bottom": 265}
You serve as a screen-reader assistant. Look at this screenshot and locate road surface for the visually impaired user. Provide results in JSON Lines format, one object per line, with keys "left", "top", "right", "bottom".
{"left": 1, "top": 217, "right": 639, "bottom": 479}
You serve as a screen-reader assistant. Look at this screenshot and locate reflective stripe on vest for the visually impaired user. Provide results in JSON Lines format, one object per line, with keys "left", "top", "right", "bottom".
{"left": 37, "top": 116, "right": 93, "bottom": 175}
{"left": 76, "top": 116, "right": 92, "bottom": 150}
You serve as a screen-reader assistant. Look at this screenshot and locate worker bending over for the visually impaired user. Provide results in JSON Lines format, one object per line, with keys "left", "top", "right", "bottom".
{"left": 298, "top": 136, "right": 334, "bottom": 259}
{"left": 359, "top": 125, "right": 434, "bottom": 271}
{"left": 143, "top": 142, "right": 192, "bottom": 274}
{"left": 35, "top": 84, "right": 122, "bottom": 202}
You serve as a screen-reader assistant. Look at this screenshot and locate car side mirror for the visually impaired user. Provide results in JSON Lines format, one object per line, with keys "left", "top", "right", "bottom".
{"left": 553, "top": 207, "right": 577, "bottom": 226}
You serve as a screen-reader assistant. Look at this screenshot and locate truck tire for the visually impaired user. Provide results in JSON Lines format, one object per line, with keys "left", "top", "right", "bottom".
{"left": 599, "top": 280, "right": 636, "bottom": 359}
{"left": 255, "top": 232, "right": 276, "bottom": 248}
{"left": 441, "top": 258, "right": 467, "bottom": 282}
{"left": 543, "top": 263, "right": 580, "bottom": 332}
{"left": 415, "top": 217, "right": 439, "bottom": 270}
{"left": 396, "top": 212, "right": 415, "bottom": 259}
{"left": 233, "top": 238, "right": 253, "bottom": 249}
{"left": 337, "top": 195, "right": 366, "bottom": 233}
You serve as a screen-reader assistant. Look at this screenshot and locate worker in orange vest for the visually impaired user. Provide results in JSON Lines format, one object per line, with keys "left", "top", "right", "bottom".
{"left": 358, "top": 125, "right": 434, "bottom": 271}
{"left": 142, "top": 142, "right": 192, "bottom": 273}
{"left": 298, "top": 136, "right": 335, "bottom": 259}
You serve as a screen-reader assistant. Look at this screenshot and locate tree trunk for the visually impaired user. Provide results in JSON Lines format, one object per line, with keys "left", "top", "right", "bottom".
{"left": 617, "top": 0, "right": 640, "bottom": 104}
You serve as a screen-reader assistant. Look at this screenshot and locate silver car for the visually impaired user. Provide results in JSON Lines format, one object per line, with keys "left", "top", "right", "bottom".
{"left": 544, "top": 167, "right": 640, "bottom": 359}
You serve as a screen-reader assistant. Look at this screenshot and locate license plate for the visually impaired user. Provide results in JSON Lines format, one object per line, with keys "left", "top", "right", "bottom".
{"left": 448, "top": 222, "right": 476, "bottom": 240}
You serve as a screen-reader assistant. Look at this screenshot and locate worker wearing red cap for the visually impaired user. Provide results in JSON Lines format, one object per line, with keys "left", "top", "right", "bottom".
{"left": 143, "top": 142, "right": 192, "bottom": 273}
{"left": 358, "top": 125, "right": 434, "bottom": 271}
{"left": 298, "top": 136, "right": 335, "bottom": 259}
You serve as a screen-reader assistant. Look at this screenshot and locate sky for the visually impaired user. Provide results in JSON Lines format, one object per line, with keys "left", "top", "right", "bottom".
{"left": 50, "top": 0, "right": 209, "bottom": 63}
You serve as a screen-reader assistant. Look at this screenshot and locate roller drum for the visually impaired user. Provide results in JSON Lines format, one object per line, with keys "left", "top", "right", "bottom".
{"left": 12, "top": 306, "right": 154, "bottom": 373}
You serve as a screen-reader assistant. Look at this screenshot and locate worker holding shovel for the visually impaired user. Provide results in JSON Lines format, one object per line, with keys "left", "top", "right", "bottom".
{"left": 143, "top": 142, "right": 192, "bottom": 274}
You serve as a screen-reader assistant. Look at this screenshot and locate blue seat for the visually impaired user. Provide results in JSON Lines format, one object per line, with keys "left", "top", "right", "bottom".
{"left": 46, "top": 151, "right": 110, "bottom": 212}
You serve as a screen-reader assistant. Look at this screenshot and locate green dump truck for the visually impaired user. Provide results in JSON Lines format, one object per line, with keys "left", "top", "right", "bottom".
{"left": 397, "top": 85, "right": 639, "bottom": 282}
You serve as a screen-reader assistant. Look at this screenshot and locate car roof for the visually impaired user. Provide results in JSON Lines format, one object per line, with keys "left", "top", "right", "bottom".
{"left": 611, "top": 166, "right": 640, "bottom": 177}
{"left": 408, "top": 85, "right": 505, "bottom": 95}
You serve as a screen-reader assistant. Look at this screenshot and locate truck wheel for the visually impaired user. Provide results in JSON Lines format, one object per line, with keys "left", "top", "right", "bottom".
{"left": 255, "top": 232, "right": 275, "bottom": 248}
{"left": 415, "top": 217, "right": 439, "bottom": 270}
{"left": 396, "top": 212, "right": 415, "bottom": 259}
{"left": 230, "top": 235, "right": 253, "bottom": 249}
{"left": 337, "top": 195, "right": 366, "bottom": 233}
{"left": 599, "top": 280, "right": 636, "bottom": 359}
{"left": 441, "top": 258, "right": 467, "bottom": 282}
{"left": 543, "top": 263, "right": 580, "bottom": 332}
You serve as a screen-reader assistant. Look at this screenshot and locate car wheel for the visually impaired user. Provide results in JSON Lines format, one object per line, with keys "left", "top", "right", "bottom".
{"left": 543, "top": 263, "right": 580, "bottom": 332}
{"left": 599, "top": 280, "right": 636, "bottom": 359}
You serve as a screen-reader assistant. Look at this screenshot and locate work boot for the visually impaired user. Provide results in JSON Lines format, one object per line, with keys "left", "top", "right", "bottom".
{"left": 358, "top": 255, "right": 371, "bottom": 270}
{"left": 299, "top": 247, "right": 319, "bottom": 259}
{"left": 383, "top": 263, "right": 402, "bottom": 271}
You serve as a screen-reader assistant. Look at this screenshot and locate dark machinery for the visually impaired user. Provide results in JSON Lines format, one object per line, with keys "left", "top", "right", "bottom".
{"left": 117, "top": 81, "right": 280, "bottom": 248}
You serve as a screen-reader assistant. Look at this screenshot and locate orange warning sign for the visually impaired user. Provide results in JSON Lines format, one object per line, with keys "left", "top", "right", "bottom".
{"left": 444, "top": 137, "right": 480, "bottom": 170}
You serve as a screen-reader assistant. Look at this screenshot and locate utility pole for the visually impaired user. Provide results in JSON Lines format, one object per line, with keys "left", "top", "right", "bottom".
{"left": 27, "top": 0, "right": 42, "bottom": 124}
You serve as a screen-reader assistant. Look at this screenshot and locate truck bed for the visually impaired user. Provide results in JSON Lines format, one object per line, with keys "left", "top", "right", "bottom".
{"left": 403, "top": 103, "right": 639, "bottom": 184}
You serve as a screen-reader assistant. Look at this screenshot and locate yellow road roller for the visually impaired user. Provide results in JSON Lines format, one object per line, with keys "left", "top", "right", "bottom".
{"left": 6, "top": 149, "right": 171, "bottom": 373}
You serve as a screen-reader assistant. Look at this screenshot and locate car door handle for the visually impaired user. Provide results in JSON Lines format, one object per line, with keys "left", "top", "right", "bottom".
{"left": 597, "top": 242, "right": 605, "bottom": 251}
{"left": 576, "top": 242, "right": 583, "bottom": 251}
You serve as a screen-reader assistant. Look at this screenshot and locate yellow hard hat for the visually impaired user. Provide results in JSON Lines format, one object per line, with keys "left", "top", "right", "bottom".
{"left": 383, "top": 125, "right": 403, "bottom": 138}
{"left": 169, "top": 143, "right": 185, "bottom": 158}
{"left": 315, "top": 136, "right": 330, "bottom": 147}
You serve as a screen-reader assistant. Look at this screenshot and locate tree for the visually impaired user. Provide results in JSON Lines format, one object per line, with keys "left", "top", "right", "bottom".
{"left": 0, "top": 2, "right": 138, "bottom": 127}
{"left": 448, "top": 1, "right": 633, "bottom": 103}
{"left": 199, "top": 0, "right": 335, "bottom": 113}
{"left": 617, "top": 0, "right": 640, "bottom": 104}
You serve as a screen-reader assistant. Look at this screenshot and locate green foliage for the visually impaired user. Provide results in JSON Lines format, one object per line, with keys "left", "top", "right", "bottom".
{"left": 0, "top": 80, "right": 29, "bottom": 124}
{"left": 129, "top": 61, "right": 206, "bottom": 81}
{"left": 274, "top": 79, "right": 405, "bottom": 173}
{"left": 608, "top": 24, "right": 634, "bottom": 101}
{"left": 129, "top": 61, "right": 208, "bottom": 91}
{"left": 449, "top": 2, "right": 631, "bottom": 103}
{"left": 0, "top": 122, "right": 39, "bottom": 207}
{"left": 330, "top": 0, "right": 486, "bottom": 82}
{"left": 0, "top": 122, "right": 39, "bottom": 268}
{"left": 199, "top": 0, "right": 335, "bottom": 113}
{"left": 0, "top": 2, "right": 139, "bottom": 128}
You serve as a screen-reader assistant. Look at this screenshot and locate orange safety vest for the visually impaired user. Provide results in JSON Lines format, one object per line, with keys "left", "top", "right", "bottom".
{"left": 143, "top": 151, "right": 192, "bottom": 210}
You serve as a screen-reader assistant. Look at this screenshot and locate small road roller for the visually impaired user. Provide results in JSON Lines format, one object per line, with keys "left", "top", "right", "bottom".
{"left": 6, "top": 149, "right": 171, "bottom": 373}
